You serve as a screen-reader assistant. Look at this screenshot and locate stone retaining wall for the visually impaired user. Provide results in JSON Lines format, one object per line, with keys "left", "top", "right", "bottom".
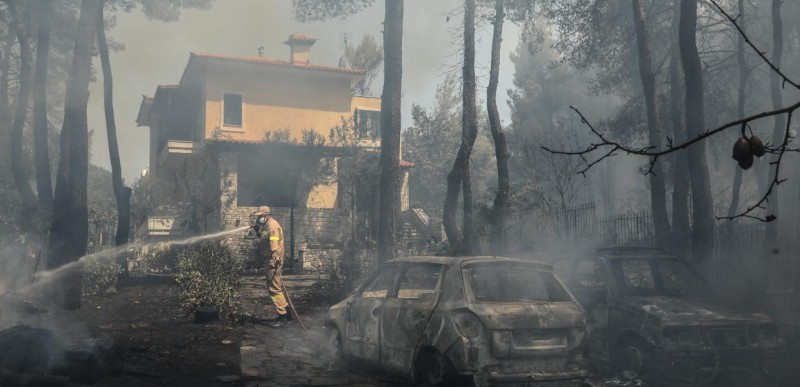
{"left": 220, "top": 206, "right": 352, "bottom": 272}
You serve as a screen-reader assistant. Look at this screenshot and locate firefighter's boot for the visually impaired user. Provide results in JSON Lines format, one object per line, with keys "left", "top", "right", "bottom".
{"left": 266, "top": 313, "right": 292, "bottom": 329}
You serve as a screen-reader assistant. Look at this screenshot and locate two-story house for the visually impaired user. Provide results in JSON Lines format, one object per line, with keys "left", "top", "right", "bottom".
{"left": 135, "top": 34, "right": 411, "bottom": 269}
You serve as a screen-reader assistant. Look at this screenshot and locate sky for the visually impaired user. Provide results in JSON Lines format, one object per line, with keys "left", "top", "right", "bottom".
{"left": 86, "top": 0, "right": 520, "bottom": 182}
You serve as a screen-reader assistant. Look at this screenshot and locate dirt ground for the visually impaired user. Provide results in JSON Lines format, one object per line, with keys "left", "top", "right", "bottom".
{"left": 7, "top": 274, "right": 797, "bottom": 387}
{"left": 27, "top": 274, "right": 399, "bottom": 387}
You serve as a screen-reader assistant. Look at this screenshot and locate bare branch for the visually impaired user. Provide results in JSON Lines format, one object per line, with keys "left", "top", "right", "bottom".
{"left": 544, "top": 102, "right": 799, "bottom": 222}
{"left": 708, "top": 0, "right": 800, "bottom": 90}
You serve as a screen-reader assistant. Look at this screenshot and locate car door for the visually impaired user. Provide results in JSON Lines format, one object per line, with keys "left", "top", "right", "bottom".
{"left": 380, "top": 263, "right": 443, "bottom": 374}
{"left": 569, "top": 258, "right": 611, "bottom": 362}
{"left": 346, "top": 264, "right": 400, "bottom": 364}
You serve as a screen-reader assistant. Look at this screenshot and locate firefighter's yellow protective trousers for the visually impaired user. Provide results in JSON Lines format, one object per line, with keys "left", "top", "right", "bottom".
{"left": 260, "top": 217, "right": 287, "bottom": 316}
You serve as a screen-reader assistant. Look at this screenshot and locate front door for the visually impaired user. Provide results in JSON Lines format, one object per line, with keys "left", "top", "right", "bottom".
{"left": 380, "top": 263, "right": 444, "bottom": 374}
{"left": 346, "top": 264, "right": 399, "bottom": 364}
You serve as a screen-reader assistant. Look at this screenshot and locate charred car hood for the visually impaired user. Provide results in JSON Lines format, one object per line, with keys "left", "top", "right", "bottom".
{"left": 468, "top": 302, "right": 584, "bottom": 330}
{"left": 622, "top": 296, "right": 772, "bottom": 325}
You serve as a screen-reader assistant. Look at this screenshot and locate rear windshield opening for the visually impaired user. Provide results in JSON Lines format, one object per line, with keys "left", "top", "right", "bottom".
{"left": 465, "top": 265, "right": 572, "bottom": 303}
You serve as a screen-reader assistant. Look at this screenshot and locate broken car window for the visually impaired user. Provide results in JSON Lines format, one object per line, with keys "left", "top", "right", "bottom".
{"left": 659, "top": 259, "right": 713, "bottom": 298}
{"left": 397, "top": 264, "right": 442, "bottom": 300}
{"left": 466, "top": 265, "right": 571, "bottom": 303}
{"left": 617, "top": 259, "right": 656, "bottom": 295}
{"left": 575, "top": 259, "right": 607, "bottom": 291}
{"left": 612, "top": 258, "right": 712, "bottom": 298}
{"left": 361, "top": 265, "right": 399, "bottom": 299}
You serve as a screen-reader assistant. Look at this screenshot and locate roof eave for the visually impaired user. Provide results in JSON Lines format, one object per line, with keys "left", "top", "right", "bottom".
{"left": 136, "top": 96, "right": 154, "bottom": 127}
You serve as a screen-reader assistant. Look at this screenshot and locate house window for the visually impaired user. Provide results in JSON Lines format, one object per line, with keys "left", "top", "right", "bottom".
{"left": 223, "top": 93, "right": 242, "bottom": 127}
{"left": 355, "top": 109, "right": 381, "bottom": 140}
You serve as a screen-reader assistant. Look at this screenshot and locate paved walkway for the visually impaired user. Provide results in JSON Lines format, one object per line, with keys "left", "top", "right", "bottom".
{"left": 237, "top": 275, "right": 399, "bottom": 387}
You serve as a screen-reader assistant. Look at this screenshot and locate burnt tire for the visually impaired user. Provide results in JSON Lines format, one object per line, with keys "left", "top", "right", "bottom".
{"left": 418, "top": 350, "right": 461, "bottom": 387}
{"left": 324, "top": 327, "right": 345, "bottom": 370}
{"left": 614, "top": 337, "right": 653, "bottom": 383}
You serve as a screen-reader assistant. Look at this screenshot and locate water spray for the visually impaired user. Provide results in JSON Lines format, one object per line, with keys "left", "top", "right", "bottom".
{"left": 7, "top": 226, "right": 251, "bottom": 297}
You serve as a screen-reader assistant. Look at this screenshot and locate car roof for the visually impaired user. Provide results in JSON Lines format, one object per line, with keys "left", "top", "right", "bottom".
{"left": 595, "top": 246, "right": 681, "bottom": 259}
{"left": 386, "top": 255, "right": 553, "bottom": 270}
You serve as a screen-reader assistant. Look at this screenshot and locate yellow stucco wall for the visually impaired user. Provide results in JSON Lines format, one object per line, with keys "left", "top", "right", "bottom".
{"left": 204, "top": 65, "right": 377, "bottom": 143}
{"left": 198, "top": 62, "right": 382, "bottom": 209}
{"left": 303, "top": 158, "right": 338, "bottom": 209}
{"left": 351, "top": 95, "right": 381, "bottom": 112}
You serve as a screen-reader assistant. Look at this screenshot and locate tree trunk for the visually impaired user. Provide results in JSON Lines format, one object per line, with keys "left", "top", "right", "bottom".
{"left": 669, "top": 0, "right": 690, "bottom": 252}
{"left": 765, "top": 0, "right": 783, "bottom": 246}
{"left": 0, "top": 27, "right": 14, "bottom": 120}
{"left": 33, "top": 0, "right": 55, "bottom": 214}
{"left": 727, "top": 0, "right": 748, "bottom": 221}
{"left": 0, "top": 30, "right": 14, "bottom": 188}
{"left": 444, "top": 147, "right": 465, "bottom": 254}
{"left": 444, "top": 0, "right": 479, "bottom": 256}
{"left": 97, "top": 3, "right": 131, "bottom": 250}
{"left": 679, "top": 0, "right": 715, "bottom": 265}
{"left": 487, "top": 0, "right": 510, "bottom": 255}
{"left": 8, "top": 0, "right": 38, "bottom": 217}
{"left": 632, "top": 0, "right": 670, "bottom": 248}
{"left": 460, "top": 0, "right": 478, "bottom": 256}
{"left": 48, "top": 0, "right": 103, "bottom": 310}
{"left": 376, "top": 0, "right": 403, "bottom": 264}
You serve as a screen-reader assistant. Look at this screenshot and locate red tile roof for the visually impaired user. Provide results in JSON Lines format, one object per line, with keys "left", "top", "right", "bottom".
{"left": 189, "top": 52, "right": 365, "bottom": 76}
{"left": 284, "top": 33, "right": 317, "bottom": 44}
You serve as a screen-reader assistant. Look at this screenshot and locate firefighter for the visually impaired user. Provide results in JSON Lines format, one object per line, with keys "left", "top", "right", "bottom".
{"left": 253, "top": 206, "right": 292, "bottom": 328}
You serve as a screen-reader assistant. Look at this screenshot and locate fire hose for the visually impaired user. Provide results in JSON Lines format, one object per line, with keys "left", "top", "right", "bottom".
{"left": 282, "top": 280, "right": 311, "bottom": 339}
{"left": 265, "top": 258, "right": 312, "bottom": 339}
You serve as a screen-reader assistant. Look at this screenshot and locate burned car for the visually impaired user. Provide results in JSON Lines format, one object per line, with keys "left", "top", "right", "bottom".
{"left": 561, "top": 247, "right": 785, "bottom": 384}
{"left": 325, "top": 256, "right": 589, "bottom": 386}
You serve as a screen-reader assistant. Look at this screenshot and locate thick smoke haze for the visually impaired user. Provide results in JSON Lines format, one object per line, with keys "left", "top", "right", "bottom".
{"left": 85, "top": 0, "right": 520, "bottom": 182}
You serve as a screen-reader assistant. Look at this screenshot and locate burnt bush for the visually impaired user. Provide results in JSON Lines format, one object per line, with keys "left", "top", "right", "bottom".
{"left": 175, "top": 242, "right": 242, "bottom": 320}
{"left": 307, "top": 242, "right": 373, "bottom": 304}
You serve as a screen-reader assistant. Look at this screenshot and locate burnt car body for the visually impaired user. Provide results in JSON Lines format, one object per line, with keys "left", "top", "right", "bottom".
{"left": 560, "top": 247, "right": 785, "bottom": 384}
{"left": 325, "top": 256, "right": 589, "bottom": 386}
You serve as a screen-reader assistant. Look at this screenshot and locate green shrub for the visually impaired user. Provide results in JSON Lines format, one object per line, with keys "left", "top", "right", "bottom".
{"left": 82, "top": 255, "right": 124, "bottom": 296}
{"left": 175, "top": 242, "right": 242, "bottom": 319}
{"left": 131, "top": 242, "right": 175, "bottom": 274}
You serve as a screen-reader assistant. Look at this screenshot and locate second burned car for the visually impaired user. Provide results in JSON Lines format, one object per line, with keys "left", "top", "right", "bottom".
{"left": 325, "top": 256, "right": 590, "bottom": 386}
{"left": 560, "top": 247, "right": 786, "bottom": 385}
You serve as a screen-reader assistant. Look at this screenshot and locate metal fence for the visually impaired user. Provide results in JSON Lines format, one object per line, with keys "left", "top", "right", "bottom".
{"left": 495, "top": 202, "right": 654, "bottom": 252}
{"left": 485, "top": 202, "right": 798, "bottom": 317}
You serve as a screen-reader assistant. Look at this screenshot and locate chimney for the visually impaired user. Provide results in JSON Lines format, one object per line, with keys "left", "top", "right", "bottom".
{"left": 283, "top": 33, "right": 317, "bottom": 65}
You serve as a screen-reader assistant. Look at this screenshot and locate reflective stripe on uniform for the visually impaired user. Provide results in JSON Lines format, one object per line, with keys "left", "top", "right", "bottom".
{"left": 269, "top": 236, "right": 280, "bottom": 241}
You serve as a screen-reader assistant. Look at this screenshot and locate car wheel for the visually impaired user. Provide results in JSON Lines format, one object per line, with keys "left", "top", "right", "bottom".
{"left": 419, "top": 350, "right": 458, "bottom": 387}
{"left": 325, "top": 327, "right": 345, "bottom": 370}
{"left": 614, "top": 338, "right": 651, "bottom": 382}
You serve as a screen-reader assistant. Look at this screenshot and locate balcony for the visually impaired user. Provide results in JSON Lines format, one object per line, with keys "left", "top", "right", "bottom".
{"left": 158, "top": 140, "right": 203, "bottom": 169}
